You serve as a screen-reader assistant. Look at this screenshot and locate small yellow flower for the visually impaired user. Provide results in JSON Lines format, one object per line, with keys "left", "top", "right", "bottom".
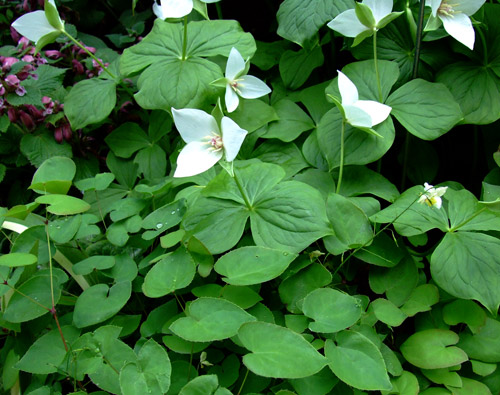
{"left": 418, "top": 182, "right": 448, "bottom": 209}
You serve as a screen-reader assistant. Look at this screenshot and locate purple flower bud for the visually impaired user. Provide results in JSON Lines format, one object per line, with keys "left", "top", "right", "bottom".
{"left": 72, "top": 59, "right": 84, "bottom": 75}
{"left": 10, "top": 27, "right": 21, "bottom": 44}
{"left": 0, "top": 86, "right": 5, "bottom": 96}
{"left": 5, "top": 74, "right": 20, "bottom": 87}
{"left": 54, "top": 127, "right": 63, "bottom": 143}
{"left": 19, "top": 110, "right": 35, "bottom": 130}
{"left": 43, "top": 107, "right": 53, "bottom": 116}
{"left": 2, "top": 57, "right": 19, "bottom": 72}
{"left": 45, "top": 50, "right": 64, "bottom": 59}
{"left": 22, "top": 0, "right": 30, "bottom": 12}
{"left": 19, "top": 37, "right": 30, "bottom": 50}
{"left": 21, "top": 55, "right": 35, "bottom": 63}
{"left": 62, "top": 124, "right": 72, "bottom": 141}
{"left": 7, "top": 108, "right": 18, "bottom": 123}
{"left": 27, "top": 105, "right": 43, "bottom": 119}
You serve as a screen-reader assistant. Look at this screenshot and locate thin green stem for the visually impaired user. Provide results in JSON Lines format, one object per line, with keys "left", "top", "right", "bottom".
{"left": 181, "top": 16, "right": 188, "bottom": 61}
{"left": 336, "top": 120, "right": 346, "bottom": 194}
{"left": 45, "top": 222, "right": 56, "bottom": 310}
{"left": 476, "top": 25, "right": 488, "bottom": 65}
{"left": 237, "top": 368, "right": 250, "bottom": 395}
{"left": 373, "top": 31, "right": 383, "bottom": 102}
{"left": 215, "top": 2, "right": 223, "bottom": 19}
{"left": 412, "top": 0, "right": 427, "bottom": 79}
{"left": 61, "top": 30, "right": 116, "bottom": 80}
{"left": 233, "top": 171, "right": 252, "bottom": 209}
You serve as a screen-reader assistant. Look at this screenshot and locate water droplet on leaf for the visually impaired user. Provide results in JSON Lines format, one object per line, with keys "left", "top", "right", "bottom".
{"left": 156, "top": 223, "right": 163, "bottom": 229}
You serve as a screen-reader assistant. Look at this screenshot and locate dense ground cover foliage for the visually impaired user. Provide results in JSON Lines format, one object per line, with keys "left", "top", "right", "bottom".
{"left": 1, "top": 0, "right": 500, "bottom": 394}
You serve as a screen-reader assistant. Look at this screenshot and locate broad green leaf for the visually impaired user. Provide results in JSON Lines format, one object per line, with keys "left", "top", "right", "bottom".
{"left": 431, "top": 232, "right": 500, "bottom": 314}
{"left": 32, "top": 64, "right": 67, "bottom": 95}
{"left": 142, "top": 199, "right": 186, "bottom": 240}
{"left": 3, "top": 270, "right": 64, "bottom": 323}
{"left": 119, "top": 339, "right": 171, "bottom": 395}
{"left": 317, "top": 108, "right": 395, "bottom": 171}
{"left": 15, "top": 326, "right": 80, "bottom": 374}
{"left": 74, "top": 173, "right": 115, "bottom": 192}
{"left": 385, "top": 371, "right": 419, "bottom": 395}
{"left": 170, "top": 297, "right": 256, "bottom": 342}
{"left": 400, "top": 284, "right": 439, "bottom": 317}
{"left": 277, "top": 0, "right": 353, "bottom": 47}
{"left": 106, "top": 153, "right": 139, "bottom": 189}
{"left": 239, "top": 321, "right": 328, "bottom": 378}
{"left": 73, "top": 256, "right": 115, "bottom": 275}
{"left": 251, "top": 181, "right": 331, "bottom": 253}
{"left": 20, "top": 130, "right": 73, "bottom": 168}
{"left": 293, "top": 169, "right": 336, "bottom": 200}
{"left": 354, "top": 232, "right": 404, "bottom": 268}
{"left": 253, "top": 141, "right": 309, "bottom": 179}
{"left": 422, "top": 368, "right": 462, "bottom": 387}
{"left": 64, "top": 79, "right": 117, "bottom": 129}
{"left": 326, "top": 193, "right": 373, "bottom": 250}
{"left": 442, "top": 299, "right": 486, "bottom": 334}
{"left": 179, "top": 375, "right": 218, "bottom": 395}
{"left": 264, "top": 100, "right": 315, "bottom": 142}
{"left": 105, "top": 123, "right": 150, "bottom": 158}
{"left": 369, "top": 298, "right": 407, "bottom": 327}
{"left": 30, "top": 156, "right": 76, "bottom": 195}
{"left": 73, "top": 282, "right": 132, "bottom": 328}
{"left": 279, "top": 47, "right": 324, "bottom": 90}
{"left": 0, "top": 253, "right": 37, "bottom": 267}
{"left": 448, "top": 377, "right": 493, "bottom": 395}
{"left": 302, "top": 288, "right": 362, "bottom": 333}
{"left": 279, "top": 262, "right": 332, "bottom": 314}
{"left": 48, "top": 215, "right": 83, "bottom": 243}
{"left": 134, "top": 57, "right": 220, "bottom": 110}
{"left": 325, "top": 331, "right": 392, "bottom": 391}
{"left": 470, "top": 360, "right": 497, "bottom": 377}
{"left": 400, "top": 329, "right": 468, "bottom": 369}
{"left": 143, "top": 247, "right": 196, "bottom": 298}
{"left": 290, "top": 367, "right": 338, "bottom": 395}
{"left": 436, "top": 62, "right": 500, "bottom": 125}
{"left": 338, "top": 166, "right": 399, "bottom": 202}
{"left": 370, "top": 185, "right": 449, "bottom": 237}
{"left": 458, "top": 318, "right": 500, "bottom": 363}
{"left": 35, "top": 194, "right": 91, "bottom": 215}
{"left": 229, "top": 99, "right": 279, "bottom": 133}
{"left": 215, "top": 246, "right": 298, "bottom": 286}
{"left": 221, "top": 285, "right": 262, "bottom": 309}
{"left": 387, "top": 79, "right": 462, "bottom": 140}
{"left": 134, "top": 144, "right": 167, "bottom": 180}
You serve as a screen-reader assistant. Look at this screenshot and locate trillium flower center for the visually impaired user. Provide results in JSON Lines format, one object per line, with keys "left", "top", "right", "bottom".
{"left": 230, "top": 79, "right": 243, "bottom": 95}
{"left": 438, "top": 1, "right": 459, "bottom": 17}
{"left": 203, "top": 132, "right": 224, "bottom": 152}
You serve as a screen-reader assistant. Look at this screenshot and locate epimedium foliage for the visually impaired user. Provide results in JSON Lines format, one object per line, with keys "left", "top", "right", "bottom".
{"left": 0, "top": 0, "right": 500, "bottom": 394}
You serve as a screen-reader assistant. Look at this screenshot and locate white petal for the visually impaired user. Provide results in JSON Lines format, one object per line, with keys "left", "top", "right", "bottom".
{"left": 433, "top": 196, "right": 443, "bottom": 209}
{"left": 11, "top": 11, "right": 58, "bottom": 43}
{"left": 174, "top": 141, "right": 222, "bottom": 177}
{"left": 363, "top": 0, "right": 392, "bottom": 23}
{"left": 337, "top": 71, "right": 359, "bottom": 106}
{"left": 434, "top": 186, "right": 448, "bottom": 197}
{"left": 354, "top": 100, "right": 392, "bottom": 126}
{"left": 327, "top": 10, "right": 369, "bottom": 38}
{"left": 225, "top": 85, "right": 239, "bottom": 113}
{"left": 153, "top": 0, "right": 193, "bottom": 19}
{"left": 1, "top": 220, "right": 28, "bottom": 234}
{"left": 226, "top": 47, "right": 245, "bottom": 80}
{"left": 344, "top": 105, "right": 373, "bottom": 128}
{"left": 221, "top": 117, "right": 248, "bottom": 162}
{"left": 172, "top": 108, "right": 219, "bottom": 143}
{"left": 455, "top": 0, "right": 486, "bottom": 16}
{"left": 236, "top": 75, "right": 271, "bottom": 99}
{"left": 423, "top": 182, "right": 433, "bottom": 191}
{"left": 441, "top": 13, "right": 475, "bottom": 50}
{"left": 425, "top": 0, "right": 441, "bottom": 17}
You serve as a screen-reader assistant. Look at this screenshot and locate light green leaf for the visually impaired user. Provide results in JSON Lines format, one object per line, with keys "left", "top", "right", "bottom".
{"left": 64, "top": 79, "right": 117, "bottom": 129}
{"left": 369, "top": 298, "right": 407, "bottom": 327}
{"left": 442, "top": 299, "right": 486, "bottom": 334}
{"left": 279, "top": 47, "right": 324, "bottom": 90}
{"left": 30, "top": 156, "right": 76, "bottom": 195}
{"left": 338, "top": 166, "right": 399, "bottom": 201}
{"left": 15, "top": 326, "right": 80, "bottom": 374}
{"left": 253, "top": 141, "right": 309, "bottom": 179}
{"left": 264, "top": 99, "right": 315, "bottom": 142}
{"left": 73, "top": 256, "right": 115, "bottom": 275}
{"left": 143, "top": 247, "right": 196, "bottom": 298}
{"left": 214, "top": 246, "right": 298, "bottom": 286}
{"left": 105, "top": 123, "right": 150, "bottom": 158}
{"left": 239, "top": 321, "right": 328, "bottom": 378}
{"left": 387, "top": 79, "right": 462, "bottom": 140}
{"left": 35, "top": 194, "right": 90, "bottom": 215}
{"left": 0, "top": 253, "right": 37, "bottom": 267}
{"left": 170, "top": 298, "right": 256, "bottom": 342}
{"left": 73, "top": 282, "right": 132, "bottom": 328}
{"left": 302, "top": 288, "right": 362, "bottom": 333}
{"left": 325, "top": 331, "right": 392, "bottom": 391}
{"left": 458, "top": 318, "right": 500, "bottom": 363}
{"left": 179, "top": 375, "right": 218, "bottom": 395}
{"left": 134, "top": 145, "right": 167, "bottom": 180}
{"left": 229, "top": 99, "right": 279, "bottom": 133}
{"left": 436, "top": 62, "right": 500, "bottom": 125}
{"left": 354, "top": 232, "right": 404, "bottom": 268}
{"left": 400, "top": 284, "right": 439, "bottom": 317}
{"left": 277, "top": 0, "right": 353, "bottom": 47}
{"left": 400, "top": 329, "right": 468, "bottom": 369}
{"left": 431, "top": 232, "right": 500, "bottom": 314}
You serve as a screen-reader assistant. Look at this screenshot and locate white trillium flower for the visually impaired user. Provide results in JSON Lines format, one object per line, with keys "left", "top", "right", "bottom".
{"left": 425, "top": 0, "right": 486, "bottom": 50}
{"left": 153, "top": 0, "right": 221, "bottom": 19}
{"left": 220, "top": 47, "right": 271, "bottom": 113}
{"left": 172, "top": 108, "right": 248, "bottom": 177}
{"left": 336, "top": 70, "right": 392, "bottom": 129}
{"left": 327, "top": 0, "right": 402, "bottom": 46}
{"left": 11, "top": 0, "right": 64, "bottom": 47}
{"left": 418, "top": 182, "right": 448, "bottom": 209}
